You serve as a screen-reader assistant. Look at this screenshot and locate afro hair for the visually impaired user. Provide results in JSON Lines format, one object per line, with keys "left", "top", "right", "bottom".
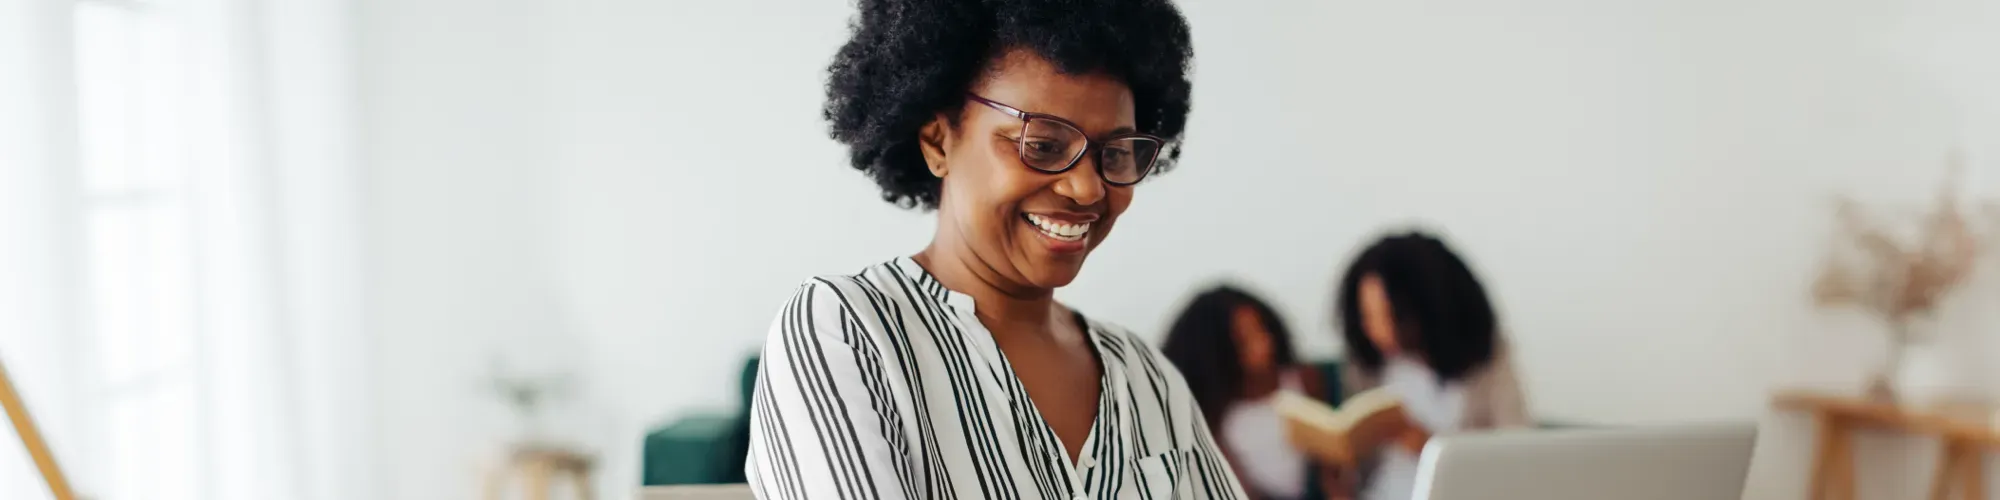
{"left": 1334, "top": 231, "right": 1501, "bottom": 382}
{"left": 823, "top": 0, "right": 1195, "bottom": 210}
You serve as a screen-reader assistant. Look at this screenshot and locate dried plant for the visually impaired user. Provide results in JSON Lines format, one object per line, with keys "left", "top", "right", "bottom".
{"left": 484, "top": 356, "right": 575, "bottom": 441}
{"left": 1812, "top": 154, "right": 1996, "bottom": 344}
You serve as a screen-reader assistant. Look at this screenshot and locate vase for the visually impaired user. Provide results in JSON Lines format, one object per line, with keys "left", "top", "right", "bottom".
{"left": 1892, "top": 340, "right": 1967, "bottom": 408}
{"left": 1863, "top": 319, "right": 1971, "bottom": 407}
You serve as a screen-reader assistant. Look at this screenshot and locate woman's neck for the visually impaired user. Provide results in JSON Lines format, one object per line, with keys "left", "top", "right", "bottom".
{"left": 912, "top": 242, "right": 1065, "bottom": 335}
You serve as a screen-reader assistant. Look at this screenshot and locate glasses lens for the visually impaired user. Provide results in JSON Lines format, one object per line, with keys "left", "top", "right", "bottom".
{"left": 1101, "top": 137, "right": 1162, "bottom": 184}
{"left": 1020, "top": 118, "right": 1086, "bottom": 172}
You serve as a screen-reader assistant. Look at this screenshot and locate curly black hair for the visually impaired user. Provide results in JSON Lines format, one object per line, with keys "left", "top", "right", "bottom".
{"left": 823, "top": 0, "right": 1195, "bottom": 210}
{"left": 1160, "top": 284, "right": 1296, "bottom": 429}
{"left": 1335, "top": 231, "right": 1500, "bottom": 382}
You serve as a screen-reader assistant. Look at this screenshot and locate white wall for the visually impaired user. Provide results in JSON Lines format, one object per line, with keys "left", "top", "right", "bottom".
{"left": 357, "top": 0, "right": 566, "bottom": 497}
{"left": 356, "top": 0, "right": 2000, "bottom": 498}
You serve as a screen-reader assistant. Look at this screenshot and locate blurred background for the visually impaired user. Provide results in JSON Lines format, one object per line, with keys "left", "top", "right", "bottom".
{"left": 3, "top": 0, "right": 1999, "bottom": 499}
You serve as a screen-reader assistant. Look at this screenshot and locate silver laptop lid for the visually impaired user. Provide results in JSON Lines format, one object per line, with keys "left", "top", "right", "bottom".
{"left": 1413, "top": 422, "right": 1758, "bottom": 500}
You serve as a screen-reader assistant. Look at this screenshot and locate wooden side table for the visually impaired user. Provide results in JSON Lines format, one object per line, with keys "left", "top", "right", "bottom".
{"left": 1773, "top": 391, "right": 1998, "bottom": 500}
{"left": 484, "top": 446, "right": 595, "bottom": 500}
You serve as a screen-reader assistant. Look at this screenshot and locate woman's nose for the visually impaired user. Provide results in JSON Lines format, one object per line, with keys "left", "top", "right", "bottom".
{"left": 1052, "top": 155, "right": 1107, "bottom": 206}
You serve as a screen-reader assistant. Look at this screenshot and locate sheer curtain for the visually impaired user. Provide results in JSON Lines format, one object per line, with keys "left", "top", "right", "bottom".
{"left": 0, "top": 0, "right": 368, "bottom": 499}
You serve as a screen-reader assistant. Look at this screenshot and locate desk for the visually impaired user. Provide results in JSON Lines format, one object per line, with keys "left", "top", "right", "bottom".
{"left": 1773, "top": 391, "right": 1998, "bottom": 500}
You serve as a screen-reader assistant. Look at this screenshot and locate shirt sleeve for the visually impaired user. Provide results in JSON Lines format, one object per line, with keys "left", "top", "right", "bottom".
{"left": 746, "top": 280, "right": 913, "bottom": 500}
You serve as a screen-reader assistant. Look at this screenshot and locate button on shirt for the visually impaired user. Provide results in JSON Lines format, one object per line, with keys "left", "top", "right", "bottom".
{"left": 746, "top": 258, "right": 1248, "bottom": 500}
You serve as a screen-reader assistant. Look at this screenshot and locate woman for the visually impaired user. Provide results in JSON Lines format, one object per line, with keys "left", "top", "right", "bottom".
{"left": 1330, "top": 231, "right": 1530, "bottom": 500}
{"left": 1161, "top": 286, "right": 1328, "bottom": 500}
{"left": 744, "top": 1, "right": 1243, "bottom": 499}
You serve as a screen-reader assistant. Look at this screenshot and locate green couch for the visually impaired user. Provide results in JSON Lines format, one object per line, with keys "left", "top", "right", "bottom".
{"left": 643, "top": 357, "right": 759, "bottom": 485}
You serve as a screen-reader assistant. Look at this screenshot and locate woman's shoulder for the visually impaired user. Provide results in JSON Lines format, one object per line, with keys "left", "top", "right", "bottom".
{"left": 1466, "top": 341, "right": 1522, "bottom": 390}
{"left": 783, "top": 258, "right": 931, "bottom": 307}
{"left": 767, "top": 258, "right": 936, "bottom": 344}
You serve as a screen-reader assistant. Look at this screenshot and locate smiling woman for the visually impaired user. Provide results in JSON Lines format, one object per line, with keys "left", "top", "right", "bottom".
{"left": 740, "top": 0, "right": 1240, "bottom": 499}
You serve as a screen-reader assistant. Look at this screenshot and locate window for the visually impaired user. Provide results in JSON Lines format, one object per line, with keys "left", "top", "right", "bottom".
{"left": 4, "top": 0, "right": 361, "bottom": 498}
{"left": 72, "top": 0, "right": 204, "bottom": 498}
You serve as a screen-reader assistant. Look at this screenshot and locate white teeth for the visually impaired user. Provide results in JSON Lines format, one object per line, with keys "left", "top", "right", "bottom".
{"left": 1025, "top": 214, "right": 1091, "bottom": 241}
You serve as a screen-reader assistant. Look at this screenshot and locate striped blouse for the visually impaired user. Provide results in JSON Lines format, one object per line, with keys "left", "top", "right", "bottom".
{"left": 746, "top": 257, "right": 1248, "bottom": 500}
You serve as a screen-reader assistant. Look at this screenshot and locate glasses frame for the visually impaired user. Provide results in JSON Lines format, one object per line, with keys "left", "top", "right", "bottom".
{"left": 966, "top": 93, "right": 1168, "bottom": 186}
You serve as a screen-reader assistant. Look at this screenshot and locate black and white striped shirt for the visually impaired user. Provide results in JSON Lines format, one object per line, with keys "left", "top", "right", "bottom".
{"left": 746, "top": 257, "right": 1248, "bottom": 500}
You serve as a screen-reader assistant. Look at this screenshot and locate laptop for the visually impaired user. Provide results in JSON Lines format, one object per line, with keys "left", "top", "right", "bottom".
{"left": 637, "top": 484, "right": 754, "bottom": 500}
{"left": 1412, "top": 422, "right": 1758, "bottom": 500}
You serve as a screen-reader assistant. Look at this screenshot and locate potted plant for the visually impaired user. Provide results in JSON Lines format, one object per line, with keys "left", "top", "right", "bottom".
{"left": 1811, "top": 156, "right": 1997, "bottom": 405}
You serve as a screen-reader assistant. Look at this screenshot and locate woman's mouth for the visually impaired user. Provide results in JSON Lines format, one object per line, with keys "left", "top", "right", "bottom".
{"left": 1023, "top": 213, "right": 1090, "bottom": 242}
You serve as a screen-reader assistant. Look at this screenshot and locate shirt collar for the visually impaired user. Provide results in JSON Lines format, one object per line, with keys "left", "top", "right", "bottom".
{"left": 893, "top": 256, "right": 978, "bottom": 311}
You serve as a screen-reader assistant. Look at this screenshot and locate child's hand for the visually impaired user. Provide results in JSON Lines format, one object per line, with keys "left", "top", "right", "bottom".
{"left": 1382, "top": 406, "right": 1430, "bottom": 456}
{"left": 1397, "top": 425, "right": 1430, "bottom": 456}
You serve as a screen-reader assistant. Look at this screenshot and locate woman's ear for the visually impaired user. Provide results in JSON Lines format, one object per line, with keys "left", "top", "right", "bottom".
{"left": 918, "top": 113, "right": 952, "bottom": 178}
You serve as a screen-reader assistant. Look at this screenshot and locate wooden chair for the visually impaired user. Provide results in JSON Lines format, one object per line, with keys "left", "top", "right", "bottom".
{"left": 485, "top": 446, "right": 596, "bottom": 500}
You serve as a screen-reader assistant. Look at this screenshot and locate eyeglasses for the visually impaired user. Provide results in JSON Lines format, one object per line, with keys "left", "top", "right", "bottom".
{"left": 966, "top": 93, "right": 1166, "bottom": 186}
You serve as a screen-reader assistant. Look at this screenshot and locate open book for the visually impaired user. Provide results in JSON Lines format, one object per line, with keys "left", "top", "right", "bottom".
{"left": 1273, "top": 388, "right": 1408, "bottom": 466}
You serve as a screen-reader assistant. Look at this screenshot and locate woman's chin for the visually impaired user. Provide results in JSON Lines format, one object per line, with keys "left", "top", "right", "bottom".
{"left": 1016, "top": 258, "right": 1086, "bottom": 290}
{"left": 1007, "top": 229, "right": 1094, "bottom": 289}
{"left": 1026, "top": 271, "right": 1081, "bottom": 289}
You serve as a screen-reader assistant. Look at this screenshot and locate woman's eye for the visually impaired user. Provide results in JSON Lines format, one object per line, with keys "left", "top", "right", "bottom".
{"left": 1024, "top": 139, "right": 1072, "bottom": 162}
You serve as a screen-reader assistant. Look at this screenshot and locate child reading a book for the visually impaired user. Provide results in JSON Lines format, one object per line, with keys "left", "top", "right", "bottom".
{"left": 1162, "top": 285, "right": 1331, "bottom": 500}
{"left": 1326, "top": 231, "right": 1530, "bottom": 500}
